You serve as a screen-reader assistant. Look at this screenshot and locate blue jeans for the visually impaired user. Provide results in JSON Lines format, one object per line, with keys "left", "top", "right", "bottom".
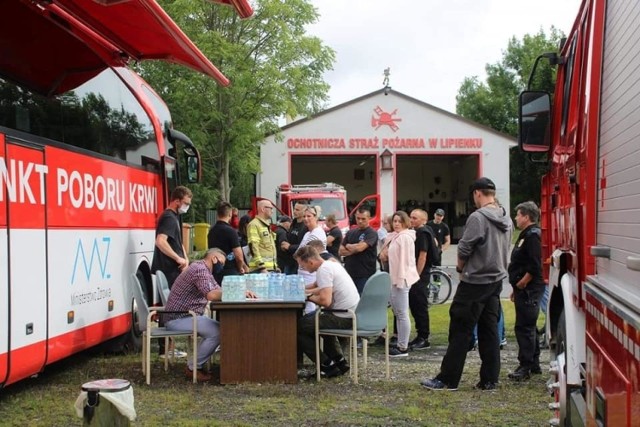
{"left": 472, "top": 301, "right": 505, "bottom": 344}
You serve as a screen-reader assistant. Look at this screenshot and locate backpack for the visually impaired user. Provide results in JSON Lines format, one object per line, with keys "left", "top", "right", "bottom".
{"left": 422, "top": 226, "right": 441, "bottom": 267}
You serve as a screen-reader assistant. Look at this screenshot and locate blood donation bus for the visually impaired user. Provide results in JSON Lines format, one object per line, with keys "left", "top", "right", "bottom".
{"left": 0, "top": 0, "right": 252, "bottom": 387}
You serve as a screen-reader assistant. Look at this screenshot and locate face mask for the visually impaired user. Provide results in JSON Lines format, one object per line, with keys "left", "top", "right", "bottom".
{"left": 178, "top": 204, "right": 190, "bottom": 214}
{"left": 213, "top": 260, "right": 224, "bottom": 275}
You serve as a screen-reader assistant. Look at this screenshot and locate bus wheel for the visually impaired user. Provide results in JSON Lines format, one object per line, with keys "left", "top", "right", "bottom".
{"left": 101, "top": 274, "right": 145, "bottom": 354}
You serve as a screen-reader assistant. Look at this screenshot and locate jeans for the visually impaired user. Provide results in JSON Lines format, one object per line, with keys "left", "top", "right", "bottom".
{"left": 436, "top": 280, "right": 502, "bottom": 387}
{"left": 471, "top": 302, "right": 505, "bottom": 344}
{"left": 352, "top": 277, "right": 369, "bottom": 295}
{"left": 390, "top": 286, "right": 411, "bottom": 350}
{"left": 166, "top": 316, "right": 220, "bottom": 370}
{"left": 298, "top": 311, "right": 352, "bottom": 365}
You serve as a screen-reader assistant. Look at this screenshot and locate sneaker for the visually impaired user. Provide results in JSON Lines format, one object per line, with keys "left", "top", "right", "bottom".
{"left": 333, "top": 357, "right": 350, "bottom": 375}
{"left": 185, "top": 367, "right": 212, "bottom": 382}
{"left": 389, "top": 347, "right": 409, "bottom": 358}
{"left": 389, "top": 336, "right": 398, "bottom": 347}
{"left": 531, "top": 365, "right": 542, "bottom": 375}
{"left": 475, "top": 381, "right": 498, "bottom": 391}
{"left": 421, "top": 378, "right": 457, "bottom": 391}
{"left": 508, "top": 366, "right": 531, "bottom": 381}
{"left": 409, "top": 337, "right": 431, "bottom": 351}
{"left": 320, "top": 361, "right": 342, "bottom": 378}
{"left": 500, "top": 338, "right": 507, "bottom": 349}
{"left": 160, "top": 349, "right": 188, "bottom": 359}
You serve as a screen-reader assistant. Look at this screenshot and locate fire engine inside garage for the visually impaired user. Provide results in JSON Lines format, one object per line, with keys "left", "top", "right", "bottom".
{"left": 259, "top": 89, "right": 515, "bottom": 240}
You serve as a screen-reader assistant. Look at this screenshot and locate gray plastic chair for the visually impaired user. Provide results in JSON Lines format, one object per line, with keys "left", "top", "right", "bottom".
{"left": 130, "top": 274, "right": 199, "bottom": 384}
{"left": 314, "top": 271, "right": 391, "bottom": 383}
{"left": 156, "top": 270, "right": 171, "bottom": 306}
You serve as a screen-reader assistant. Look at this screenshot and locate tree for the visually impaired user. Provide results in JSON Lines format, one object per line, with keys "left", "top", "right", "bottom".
{"left": 455, "top": 27, "right": 563, "bottom": 207}
{"left": 138, "top": 0, "right": 335, "bottom": 219}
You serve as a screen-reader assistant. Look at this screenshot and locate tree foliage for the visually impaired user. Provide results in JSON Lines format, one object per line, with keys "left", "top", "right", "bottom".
{"left": 455, "top": 27, "right": 563, "bottom": 207}
{"left": 138, "top": 0, "right": 335, "bottom": 219}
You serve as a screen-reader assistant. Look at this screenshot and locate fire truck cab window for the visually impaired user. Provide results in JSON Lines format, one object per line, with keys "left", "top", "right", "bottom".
{"left": 0, "top": 69, "right": 157, "bottom": 166}
{"left": 297, "top": 198, "right": 346, "bottom": 221}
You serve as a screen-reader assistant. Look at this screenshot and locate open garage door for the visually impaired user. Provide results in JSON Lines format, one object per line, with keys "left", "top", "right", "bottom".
{"left": 395, "top": 154, "right": 479, "bottom": 242}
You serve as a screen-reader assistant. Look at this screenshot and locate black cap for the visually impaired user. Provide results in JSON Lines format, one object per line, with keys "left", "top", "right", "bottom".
{"left": 435, "top": 208, "right": 445, "bottom": 216}
{"left": 278, "top": 215, "right": 292, "bottom": 223}
{"left": 471, "top": 177, "right": 496, "bottom": 191}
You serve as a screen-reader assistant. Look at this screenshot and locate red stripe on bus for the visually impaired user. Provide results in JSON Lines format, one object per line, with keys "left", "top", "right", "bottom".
{"left": 1, "top": 313, "right": 131, "bottom": 386}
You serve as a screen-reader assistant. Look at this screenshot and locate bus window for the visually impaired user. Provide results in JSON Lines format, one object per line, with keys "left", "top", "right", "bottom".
{"left": 0, "top": 68, "right": 157, "bottom": 166}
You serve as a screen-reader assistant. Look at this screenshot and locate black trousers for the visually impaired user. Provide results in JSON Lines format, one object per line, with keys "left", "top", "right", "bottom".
{"left": 298, "top": 311, "right": 352, "bottom": 365}
{"left": 436, "top": 280, "right": 502, "bottom": 387}
{"left": 409, "top": 278, "right": 430, "bottom": 339}
{"left": 513, "top": 282, "right": 545, "bottom": 368}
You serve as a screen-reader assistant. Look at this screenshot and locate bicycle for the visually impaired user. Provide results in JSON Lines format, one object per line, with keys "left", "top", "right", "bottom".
{"left": 426, "top": 266, "right": 453, "bottom": 306}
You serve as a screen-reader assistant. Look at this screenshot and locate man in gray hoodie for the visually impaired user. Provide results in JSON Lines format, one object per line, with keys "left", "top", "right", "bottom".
{"left": 421, "top": 177, "right": 512, "bottom": 391}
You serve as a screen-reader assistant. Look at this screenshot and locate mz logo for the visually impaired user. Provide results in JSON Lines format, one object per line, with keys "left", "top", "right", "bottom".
{"left": 71, "top": 237, "right": 112, "bottom": 285}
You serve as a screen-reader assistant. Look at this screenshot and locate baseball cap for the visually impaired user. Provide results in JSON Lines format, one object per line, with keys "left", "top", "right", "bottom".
{"left": 435, "top": 208, "right": 445, "bottom": 216}
{"left": 471, "top": 177, "right": 496, "bottom": 191}
{"left": 278, "top": 215, "right": 292, "bottom": 223}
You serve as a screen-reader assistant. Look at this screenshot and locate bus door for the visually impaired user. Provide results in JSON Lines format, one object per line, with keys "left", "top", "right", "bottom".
{"left": 3, "top": 141, "right": 48, "bottom": 384}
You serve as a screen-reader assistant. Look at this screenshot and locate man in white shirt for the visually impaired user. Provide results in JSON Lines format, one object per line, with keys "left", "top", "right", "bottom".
{"left": 295, "top": 246, "right": 360, "bottom": 378}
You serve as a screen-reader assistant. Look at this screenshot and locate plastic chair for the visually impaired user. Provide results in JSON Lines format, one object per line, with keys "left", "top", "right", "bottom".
{"left": 314, "top": 271, "right": 391, "bottom": 383}
{"left": 156, "top": 270, "right": 171, "bottom": 306}
{"left": 130, "top": 274, "right": 199, "bottom": 384}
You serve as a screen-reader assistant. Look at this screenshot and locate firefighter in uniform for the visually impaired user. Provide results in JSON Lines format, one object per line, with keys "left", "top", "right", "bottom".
{"left": 508, "top": 201, "right": 545, "bottom": 380}
{"left": 247, "top": 199, "right": 278, "bottom": 271}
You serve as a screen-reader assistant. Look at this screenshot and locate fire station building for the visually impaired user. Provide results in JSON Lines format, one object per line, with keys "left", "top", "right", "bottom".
{"left": 258, "top": 88, "right": 515, "bottom": 240}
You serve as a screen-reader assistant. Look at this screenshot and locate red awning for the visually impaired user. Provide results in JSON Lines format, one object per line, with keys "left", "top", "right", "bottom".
{"left": 0, "top": 0, "right": 253, "bottom": 95}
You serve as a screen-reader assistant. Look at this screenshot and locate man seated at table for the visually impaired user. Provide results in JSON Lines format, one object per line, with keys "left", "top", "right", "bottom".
{"left": 164, "top": 247, "right": 256, "bottom": 381}
{"left": 294, "top": 246, "right": 360, "bottom": 378}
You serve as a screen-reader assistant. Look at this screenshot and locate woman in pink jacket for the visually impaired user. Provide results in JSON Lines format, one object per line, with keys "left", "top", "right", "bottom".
{"left": 382, "top": 211, "right": 420, "bottom": 357}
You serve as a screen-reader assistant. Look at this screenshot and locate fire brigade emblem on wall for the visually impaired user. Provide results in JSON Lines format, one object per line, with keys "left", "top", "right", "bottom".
{"left": 371, "top": 106, "right": 402, "bottom": 132}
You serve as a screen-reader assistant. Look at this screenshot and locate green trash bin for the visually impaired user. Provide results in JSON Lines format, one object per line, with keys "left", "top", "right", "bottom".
{"left": 194, "top": 223, "right": 210, "bottom": 252}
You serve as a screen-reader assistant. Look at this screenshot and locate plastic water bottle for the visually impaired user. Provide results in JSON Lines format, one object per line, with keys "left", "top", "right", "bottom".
{"left": 268, "top": 273, "right": 284, "bottom": 300}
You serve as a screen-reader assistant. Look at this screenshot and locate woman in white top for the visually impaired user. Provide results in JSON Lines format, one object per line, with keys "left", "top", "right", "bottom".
{"left": 297, "top": 206, "right": 327, "bottom": 312}
{"left": 382, "top": 210, "right": 419, "bottom": 357}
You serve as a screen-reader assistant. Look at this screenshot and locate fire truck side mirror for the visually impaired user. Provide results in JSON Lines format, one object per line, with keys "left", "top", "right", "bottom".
{"left": 518, "top": 91, "right": 551, "bottom": 153}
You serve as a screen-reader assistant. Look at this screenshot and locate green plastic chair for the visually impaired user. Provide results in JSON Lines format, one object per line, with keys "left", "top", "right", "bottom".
{"left": 314, "top": 271, "right": 391, "bottom": 383}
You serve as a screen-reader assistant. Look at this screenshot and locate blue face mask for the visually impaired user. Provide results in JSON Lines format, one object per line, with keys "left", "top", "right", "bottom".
{"left": 213, "top": 260, "right": 224, "bottom": 275}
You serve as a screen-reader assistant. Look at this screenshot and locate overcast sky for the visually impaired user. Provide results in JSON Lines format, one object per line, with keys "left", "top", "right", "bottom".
{"left": 307, "top": 0, "right": 581, "bottom": 113}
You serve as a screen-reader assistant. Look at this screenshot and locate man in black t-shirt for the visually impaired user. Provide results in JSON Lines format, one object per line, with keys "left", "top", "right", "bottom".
{"left": 339, "top": 207, "right": 378, "bottom": 294}
{"left": 151, "top": 186, "right": 192, "bottom": 287}
{"left": 408, "top": 209, "right": 435, "bottom": 350}
{"left": 208, "top": 201, "right": 248, "bottom": 284}
{"left": 427, "top": 208, "right": 451, "bottom": 266}
{"left": 281, "top": 201, "right": 308, "bottom": 274}
{"left": 325, "top": 214, "right": 342, "bottom": 258}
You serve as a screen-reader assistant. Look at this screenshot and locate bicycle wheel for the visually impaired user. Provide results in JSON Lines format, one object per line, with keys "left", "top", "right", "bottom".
{"left": 427, "top": 270, "right": 452, "bottom": 305}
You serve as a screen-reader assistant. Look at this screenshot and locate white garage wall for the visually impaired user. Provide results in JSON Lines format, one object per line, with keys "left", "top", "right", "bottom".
{"left": 260, "top": 90, "right": 514, "bottom": 216}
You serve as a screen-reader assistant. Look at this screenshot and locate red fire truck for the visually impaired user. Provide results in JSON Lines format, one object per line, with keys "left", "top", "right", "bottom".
{"left": 267, "top": 182, "right": 379, "bottom": 232}
{"left": 0, "top": 0, "right": 251, "bottom": 387}
{"left": 518, "top": 0, "right": 640, "bottom": 425}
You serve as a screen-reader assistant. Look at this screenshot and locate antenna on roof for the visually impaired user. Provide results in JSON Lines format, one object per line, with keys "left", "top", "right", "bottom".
{"left": 382, "top": 67, "right": 391, "bottom": 95}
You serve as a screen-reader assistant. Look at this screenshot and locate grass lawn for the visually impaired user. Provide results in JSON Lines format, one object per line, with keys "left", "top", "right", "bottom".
{"left": 0, "top": 302, "right": 552, "bottom": 426}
